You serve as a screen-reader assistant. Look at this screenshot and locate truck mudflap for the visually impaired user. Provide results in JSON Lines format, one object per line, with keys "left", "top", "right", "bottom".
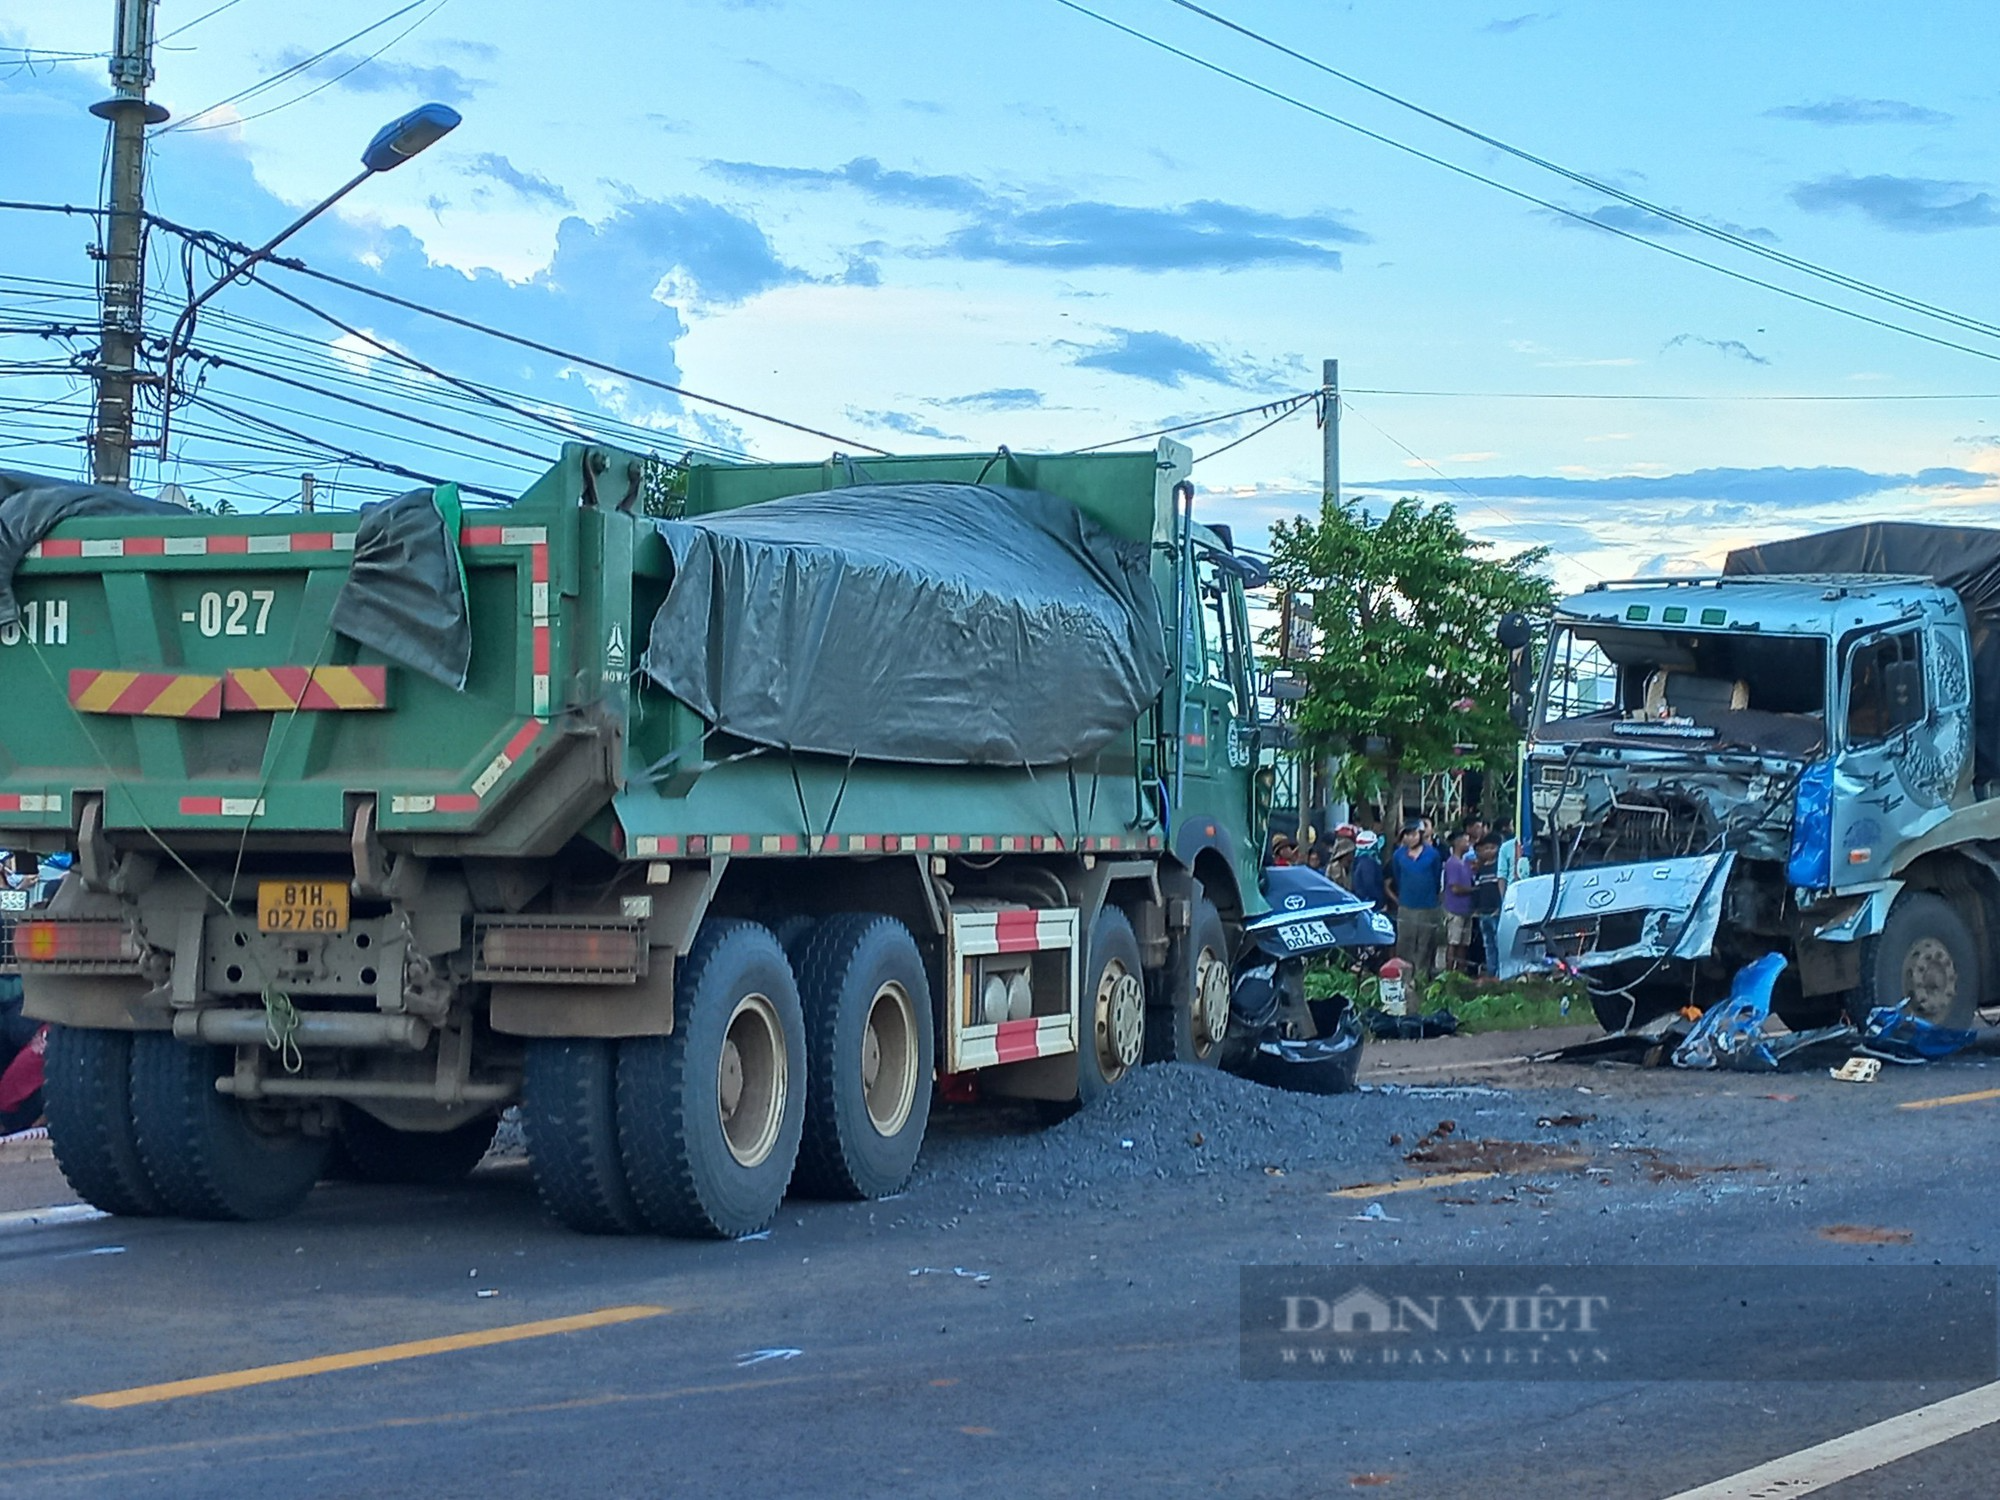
{"left": 1495, "top": 851, "right": 1736, "bottom": 980}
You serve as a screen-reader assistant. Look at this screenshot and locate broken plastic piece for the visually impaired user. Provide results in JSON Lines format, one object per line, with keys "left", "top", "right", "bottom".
{"left": 1831, "top": 1057, "right": 1882, "bottom": 1083}
{"left": 1858, "top": 1001, "right": 1979, "bottom": 1065}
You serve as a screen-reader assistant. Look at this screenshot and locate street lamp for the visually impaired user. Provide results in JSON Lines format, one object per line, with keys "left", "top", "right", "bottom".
{"left": 157, "top": 102, "right": 461, "bottom": 453}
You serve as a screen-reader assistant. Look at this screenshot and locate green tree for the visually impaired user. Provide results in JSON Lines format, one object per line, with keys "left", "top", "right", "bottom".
{"left": 641, "top": 453, "right": 690, "bottom": 518}
{"left": 1268, "top": 494, "right": 1555, "bottom": 820}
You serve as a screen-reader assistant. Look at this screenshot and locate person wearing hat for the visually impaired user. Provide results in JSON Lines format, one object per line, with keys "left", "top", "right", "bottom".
{"left": 1386, "top": 819, "right": 1446, "bottom": 975}
{"left": 1349, "top": 828, "right": 1386, "bottom": 910}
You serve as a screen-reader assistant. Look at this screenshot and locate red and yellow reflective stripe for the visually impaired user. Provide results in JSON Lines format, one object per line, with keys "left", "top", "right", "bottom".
{"left": 222, "top": 666, "right": 388, "bottom": 712}
{"left": 69, "top": 669, "right": 221, "bottom": 719}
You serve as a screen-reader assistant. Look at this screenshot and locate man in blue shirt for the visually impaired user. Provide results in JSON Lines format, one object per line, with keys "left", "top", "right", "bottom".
{"left": 1386, "top": 820, "right": 1446, "bottom": 975}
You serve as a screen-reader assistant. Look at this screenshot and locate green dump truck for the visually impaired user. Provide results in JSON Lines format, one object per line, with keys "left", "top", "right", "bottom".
{"left": 6, "top": 441, "right": 1273, "bottom": 1236}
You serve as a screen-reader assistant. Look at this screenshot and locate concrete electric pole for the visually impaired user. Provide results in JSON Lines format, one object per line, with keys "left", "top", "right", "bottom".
{"left": 1320, "top": 357, "right": 1340, "bottom": 508}
{"left": 90, "top": 0, "right": 168, "bottom": 488}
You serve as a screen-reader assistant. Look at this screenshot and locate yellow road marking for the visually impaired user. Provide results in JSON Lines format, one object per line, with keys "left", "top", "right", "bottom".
{"left": 1329, "top": 1170, "right": 1500, "bottom": 1199}
{"left": 73, "top": 1304, "right": 670, "bottom": 1411}
{"left": 1898, "top": 1086, "right": 2000, "bottom": 1111}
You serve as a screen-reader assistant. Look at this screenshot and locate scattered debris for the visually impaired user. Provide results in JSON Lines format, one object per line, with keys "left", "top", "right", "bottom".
{"left": 1536, "top": 1112, "right": 1596, "bottom": 1129}
{"left": 1404, "top": 1121, "right": 1590, "bottom": 1177}
{"left": 1242, "top": 1025, "right": 1365, "bottom": 1095}
{"left": 475, "top": 1289, "right": 498, "bottom": 1298}
{"left": 1760, "top": 1093, "right": 1800, "bottom": 1103}
{"left": 1859, "top": 1002, "right": 1980, "bottom": 1064}
{"left": 1350, "top": 1202, "right": 1400, "bottom": 1222}
{"left": 1818, "top": 1224, "right": 1914, "bottom": 1246}
{"left": 1350, "top": 1476, "right": 1398, "bottom": 1489}
{"left": 1832, "top": 1058, "right": 1882, "bottom": 1084}
{"left": 735, "top": 1229, "right": 773, "bottom": 1242}
{"left": 736, "top": 1348, "right": 803, "bottom": 1367}
{"left": 1363, "top": 1009, "right": 1459, "bottom": 1041}
{"left": 1611, "top": 1145, "right": 1767, "bottom": 1184}
{"left": 1672, "top": 954, "right": 1857, "bottom": 1071}
{"left": 910, "top": 1266, "right": 992, "bottom": 1284}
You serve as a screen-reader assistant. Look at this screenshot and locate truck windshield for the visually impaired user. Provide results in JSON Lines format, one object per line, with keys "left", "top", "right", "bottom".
{"left": 1537, "top": 624, "right": 1828, "bottom": 757}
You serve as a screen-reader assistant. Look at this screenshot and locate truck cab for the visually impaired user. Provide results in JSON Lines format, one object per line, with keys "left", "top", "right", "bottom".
{"left": 1498, "top": 573, "right": 1980, "bottom": 1029}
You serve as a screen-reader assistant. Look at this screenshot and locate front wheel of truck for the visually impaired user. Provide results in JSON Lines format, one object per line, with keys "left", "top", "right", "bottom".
{"left": 1859, "top": 891, "right": 1981, "bottom": 1030}
{"left": 1146, "top": 895, "right": 1229, "bottom": 1068}
{"left": 128, "top": 1034, "right": 330, "bottom": 1221}
{"left": 791, "top": 913, "right": 935, "bottom": 1201}
{"left": 43, "top": 1025, "right": 166, "bottom": 1218}
{"left": 616, "top": 919, "right": 806, "bottom": 1238}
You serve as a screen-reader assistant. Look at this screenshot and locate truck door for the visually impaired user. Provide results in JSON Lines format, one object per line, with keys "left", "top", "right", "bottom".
{"left": 1836, "top": 623, "right": 1960, "bottom": 880}
{"left": 1174, "top": 554, "right": 1260, "bottom": 892}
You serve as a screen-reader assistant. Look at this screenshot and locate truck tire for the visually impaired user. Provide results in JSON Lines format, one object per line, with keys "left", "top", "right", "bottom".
{"left": 791, "top": 913, "right": 935, "bottom": 1201}
{"left": 1859, "top": 891, "right": 1981, "bottom": 1030}
{"left": 1077, "top": 905, "right": 1147, "bottom": 1108}
{"left": 42, "top": 1025, "right": 165, "bottom": 1217}
{"left": 334, "top": 1105, "right": 498, "bottom": 1186}
{"left": 128, "top": 1034, "right": 330, "bottom": 1221}
{"left": 617, "top": 919, "right": 806, "bottom": 1238}
{"left": 1146, "top": 896, "right": 1229, "bottom": 1067}
{"left": 522, "top": 1039, "right": 643, "bottom": 1234}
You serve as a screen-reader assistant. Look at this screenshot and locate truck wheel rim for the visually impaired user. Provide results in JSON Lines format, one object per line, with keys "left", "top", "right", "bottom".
{"left": 1903, "top": 937, "right": 1958, "bottom": 1019}
{"left": 862, "top": 980, "right": 918, "bottom": 1137}
{"left": 718, "top": 993, "right": 786, "bottom": 1169}
{"left": 1096, "top": 961, "right": 1145, "bottom": 1078}
{"left": 1194, "top": 946, "right": 1230, "bottom": 1053}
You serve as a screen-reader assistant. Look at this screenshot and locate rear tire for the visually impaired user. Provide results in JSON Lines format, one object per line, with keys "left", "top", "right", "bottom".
{"left": 792, "top": 913, "right": 934, "bottom": 1200}
{"left": 335, "top": 1106, "right": 498, "bottom": 1186}
{"left": 617, "top": 919, "right": 806, "bottom": 1238}
{"left": 1147, "top": 895, "right": 1229, "bottom": 1067}
{"left": 128, "top": 1034, "right": 329, "bottom": 1222}
{"left": 1858, "top": 891, "right": 1980, "bottom": 1030}
{"left": 42, "top": 1025, "right": 164, "bottom": 1217}
{"left": 522, "top": 1039, "right": 643, "bottom": 1234}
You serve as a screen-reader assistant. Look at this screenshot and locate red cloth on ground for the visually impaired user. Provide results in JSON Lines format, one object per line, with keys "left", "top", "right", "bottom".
{"left": 0, "top": 1024, "right": 46, "bottom": 1112}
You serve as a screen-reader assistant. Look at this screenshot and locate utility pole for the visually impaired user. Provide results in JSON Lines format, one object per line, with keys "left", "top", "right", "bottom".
{"left": 299, "top": 473, "right": 316, "bottom": 514}
{"left": 1320, "top": 357, "right": 1340, "bottom": 508}
{"left": 90, "top": 0, "right": 167, "bottom": 488}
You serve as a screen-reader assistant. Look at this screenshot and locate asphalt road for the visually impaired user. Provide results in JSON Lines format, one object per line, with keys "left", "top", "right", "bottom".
{"left": 5, "top": 1038, "right": 2000, "bottom": 1500}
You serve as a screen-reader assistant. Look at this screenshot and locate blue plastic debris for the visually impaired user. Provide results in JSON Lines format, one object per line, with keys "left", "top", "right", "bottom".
{"left": 1858, "top": 1001, "right": 1979, "bottom": 1065}
{"left": 1670, "top": 954, "right": 1859, "bottom": 1071}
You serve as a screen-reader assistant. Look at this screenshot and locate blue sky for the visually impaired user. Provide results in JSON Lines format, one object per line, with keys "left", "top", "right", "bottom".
{"left": 4, "top": 0, "right": 1998, "bottom": 586}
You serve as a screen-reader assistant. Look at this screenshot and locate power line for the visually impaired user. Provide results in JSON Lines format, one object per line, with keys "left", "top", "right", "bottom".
{"left": 145, "top": 214, "right": 887, "bottom": 454}
{"left": 157, "top": 0, "right": 429, "bottom": 134}
{"left": 1338, "top": 395, "right": 1605, "bottom": 578}
{"left": 1069, "top": 391, "right": 1318, "bottom": 453}
{"left": 1342, "top": 387, "right": 2000, "bottom": 403}
{"left": 1165, "top": 0, "right": 2000, "bottom": 346}
{"left": 1192, "top": 397, "right": 1312, "bottom": 463}
{"left": 1048, "top": 0, "right": 2000, "bottom": 367}
{"left": 170, "top": 0, "right": 453, "bottom": 134}
{"left": 154, "top": 0, "right": 254, "bottom": 47}
{"left": 185, "top": 392, "right": 516, "bottom": 500}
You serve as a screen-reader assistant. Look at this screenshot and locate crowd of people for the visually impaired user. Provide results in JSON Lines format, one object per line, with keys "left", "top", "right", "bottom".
{"left": 1269, "top": 811, "right": 1526, "bottom": 980}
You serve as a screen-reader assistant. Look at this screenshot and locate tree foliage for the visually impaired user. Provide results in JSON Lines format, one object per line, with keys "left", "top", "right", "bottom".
{"left": 1268, "top": 494, "right": 1555, "bottom": 779}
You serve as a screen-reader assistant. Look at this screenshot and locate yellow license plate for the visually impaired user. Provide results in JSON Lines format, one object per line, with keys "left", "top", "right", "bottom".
{"left": 257, "top": 880, "right": 350, "bottom": 934}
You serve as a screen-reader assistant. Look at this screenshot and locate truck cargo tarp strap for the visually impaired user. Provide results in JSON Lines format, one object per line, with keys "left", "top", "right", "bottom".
{"left": 1725, "top": 524, "right": 2000, "bottom": 783}
{"left": 0, "top": 471, "right": 186, "bottom": 625}
{"left": 329, "top": 485, "right": 471, "bottom": 691}
{"left": 642, "top": 483, "right": 1169, "bottom": 766}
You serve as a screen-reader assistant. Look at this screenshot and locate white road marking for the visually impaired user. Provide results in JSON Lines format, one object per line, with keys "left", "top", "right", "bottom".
{"left": 1664, "top": 1380, "right": 2000, "bottom": 1498}
{"left": 0, "top": 1203, "right": 109, "bottom": 1233}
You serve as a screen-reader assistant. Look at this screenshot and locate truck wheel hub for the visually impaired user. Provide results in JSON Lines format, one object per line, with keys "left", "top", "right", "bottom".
{"left": 1097, "top": 963, "right": 1145, "bottom": 1075}
{"left": 1194, "top": 946, "right": 1230, "bottom": 1052}
{"left": 1903, "top": 937, "right": 1958, "bottom": 1019}
{"left": 862, "top": 981, "right": 918, "bottom": 1136}
{"left": 718, "top": 993, "right": 786, "bottom": 1169}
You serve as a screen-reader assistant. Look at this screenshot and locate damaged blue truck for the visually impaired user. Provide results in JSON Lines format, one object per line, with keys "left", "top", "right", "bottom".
{"left": 1499, "top": 523, "right": 2000, "bottom": 1035}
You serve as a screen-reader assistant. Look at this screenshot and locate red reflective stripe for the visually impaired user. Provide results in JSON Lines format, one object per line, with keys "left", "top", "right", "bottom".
{"left": 460, "top": 525, "right": 505, "bottom": 548}
{"left": 434, "top": 794, "right": 481, "bottom": 813}
{"left": 207, "top": 533, "right": 249, "bottom": 554}
{"left": 292, "top": 532, "right": 334, "bottom": 551}
{"left": 776, "top": 834, "right": 799, "bottom": 853}
{"left": 993, "top": 1018, "right": 1042, "bottom": 1064}
{"left": 531, "top": 545, "right": 549, "bottom": 583}
{"left": 532, "top": 627, "right": 551, "bottom": 674}
{"left": 123, "top": 535, "right": 166, "bottom": 556}
{"left": 38, "top": 538, "right": 83, "bottom": 558}
{"left": 503, "top": 720, "right": 541, "bottom": 761}
{"left": 994, "top": 909, "right": 1042, "bottom": 953}
{"left": 180, "top": 797, "right": 224, "bottom": 815}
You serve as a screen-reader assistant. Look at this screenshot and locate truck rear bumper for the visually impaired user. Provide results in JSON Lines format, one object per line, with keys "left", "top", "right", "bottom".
{"left": 1495, "top": 851, "right": 1736, "bottom": 980}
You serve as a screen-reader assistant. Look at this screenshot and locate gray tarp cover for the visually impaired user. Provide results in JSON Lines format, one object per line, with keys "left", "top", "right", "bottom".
{"left": 329, "top": 488, "right": 470, "bottom": 690}
{"left": 642, "top": 482, "right": 1168, "bottom": 765}
{"left": 0, "top": 471, "right": 183, "bottom": 624}
{"left": 1725, "top": 523, "right": 2000, "bottom": 782}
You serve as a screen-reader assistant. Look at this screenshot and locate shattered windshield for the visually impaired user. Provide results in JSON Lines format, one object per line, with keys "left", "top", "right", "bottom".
{"left": 1537, "top": 624, "right": 1829, "bottom": 757}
